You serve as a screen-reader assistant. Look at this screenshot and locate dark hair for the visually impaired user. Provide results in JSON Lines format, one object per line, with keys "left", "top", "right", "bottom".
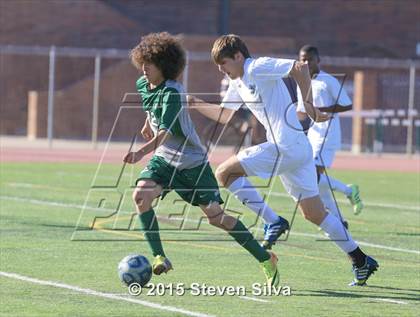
{"left": 130, "top": 32, "right": 186, "bottom": 80}
{"left": 299, "top": 45, "right": 320, "bottom": 58}
{"left": 211, "top": 34, "right": 251, "bottom": 64}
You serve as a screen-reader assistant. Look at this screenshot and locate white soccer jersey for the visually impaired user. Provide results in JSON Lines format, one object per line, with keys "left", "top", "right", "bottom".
{"left": 221, "top": 57, "right": 304, "bottom": 147}
{"left": 296, "top": 71, "right": 352, "bottom": 151}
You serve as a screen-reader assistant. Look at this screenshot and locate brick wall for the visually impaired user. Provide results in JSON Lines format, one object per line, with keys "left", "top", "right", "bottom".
{"left": 229, "top": 0, "right": 420, "bottom": 58}
{"left": 101, "top": 0, "right": 221, "bottom": 35}
{"left": 33, "top": 60, "right": 143, "bottom": 140}
{"left": 1, "top": 0, "right": 418, "bottom": 143}
{"left": 2, "top": 0, "right": 417, "bottom": 57}
{"left": 0, "top": 31, "right": 296, "bottom": 137}
{"left": 0, "top": 0, "right": 141, "bottom": 48}
{"left": 0, "top": 54, "right": 118, "bottom": 135}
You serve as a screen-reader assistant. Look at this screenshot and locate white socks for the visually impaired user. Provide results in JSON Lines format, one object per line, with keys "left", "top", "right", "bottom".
{"left": 319, "top": 173, "right": 352, "bottom": 197}
{"left": 319, "top": 186, "right": 343, "bottom": 219}
{"left": 228, "top": 177, "right": 280, "bottom": 224}
{"left": 318, "top": 174, "right": 344, "bottom": 220}
{"left": 319, "top": 213, "right": 358, "bottom": 253}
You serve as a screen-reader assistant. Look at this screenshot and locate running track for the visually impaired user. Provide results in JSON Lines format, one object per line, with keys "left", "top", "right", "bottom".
{"left": 1, "top": 137, "right": 418, "bottom": 172}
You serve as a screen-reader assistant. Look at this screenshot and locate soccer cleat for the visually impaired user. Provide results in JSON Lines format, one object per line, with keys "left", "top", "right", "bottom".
{"left": 349, "top": 256, "right": 379, "bottom": 286}
{"left": 152, "top": 255, "right": 173, "bottom": 275}
{"left": 261, "top": 252, "right": 280, "bottom": 288}
{"left": 347, "top": 184, "right": 364, "bottom": 215}
{"left": 261, "top": 217, "right": 290, "bottom": 250}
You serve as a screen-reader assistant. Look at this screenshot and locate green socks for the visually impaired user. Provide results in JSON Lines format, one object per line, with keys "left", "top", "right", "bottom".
{"left": 139, "top": 210, "right": 269, "bottom": 262}
{"left": 138, "top": 209, "right": 165, "bottom": 257}
{"left": 228, "top": 220, "right": 270, "bottom": 262}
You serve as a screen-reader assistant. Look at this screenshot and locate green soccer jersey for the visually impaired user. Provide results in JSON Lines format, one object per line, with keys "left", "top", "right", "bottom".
{"left": 136, "top": 76, "right": 207, "bottom": 169}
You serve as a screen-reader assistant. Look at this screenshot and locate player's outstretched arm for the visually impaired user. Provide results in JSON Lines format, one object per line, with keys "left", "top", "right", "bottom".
{"left": 296, "top": 111, "right": 308, "bottom": 121}
{"left": 290, "top": 61, "right": 330, "bottom": 122}
{"left": 318, "top": 104, "right": 352, "bottom": 113}
{"left": 123, "top": 130, "right": 170, "bottom": 164}
{"left": 187, "top": 95, "right": 235, "bottom": 124}
{"left": 140, "top": 117, "right": 154, "bottom": 140}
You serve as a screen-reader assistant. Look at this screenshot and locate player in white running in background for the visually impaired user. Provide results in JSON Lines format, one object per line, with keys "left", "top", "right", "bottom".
{"left": 188, "top": 35, "right": 378, "bottom": 286}
{"left": 296, "top": 45, "right": 364, "bottom": 228}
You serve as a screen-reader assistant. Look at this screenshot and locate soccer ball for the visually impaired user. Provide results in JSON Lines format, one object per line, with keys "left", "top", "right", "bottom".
{"left": 118, "top": 254, "right": 152, "bottom": 287}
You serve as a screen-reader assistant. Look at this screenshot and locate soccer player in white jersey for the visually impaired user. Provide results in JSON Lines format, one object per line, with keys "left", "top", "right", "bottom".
{"left": 296, "top": 45, "right": 364, "bottom": 228}
{"left": 189, "top": 34, "right": 378, "bottom": 286}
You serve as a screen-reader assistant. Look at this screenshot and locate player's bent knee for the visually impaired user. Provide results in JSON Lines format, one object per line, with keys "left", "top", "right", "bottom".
{"left": 215, "top": 166, "right": 228, "bottom": 186}
{"left": 132, "top": 189, "right": 154, "bottom": 212}
{"left": 300, "top": 209, "right": 324, "bottom": 225}
{"left": 216, "top": 164, "right": 239, "bottom": 187}
{"left": 207, "top": 215, "right": 222, "bottom": 227}
{"left": 200, "top": 203, "right": 224, "bottom": 228}
{"left": 299, "top": 196, "right": 327, "bottom": 226}
{"left": 301, "top": 210, "right": 315, "bottom": 222}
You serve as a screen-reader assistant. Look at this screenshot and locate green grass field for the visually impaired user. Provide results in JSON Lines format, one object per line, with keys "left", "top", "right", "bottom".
{"left": 1, "top": 162, "right": 419, "bottom": 317}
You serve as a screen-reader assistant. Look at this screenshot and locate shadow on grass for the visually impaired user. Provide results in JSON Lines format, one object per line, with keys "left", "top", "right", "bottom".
{"left": 367, "top": 285, "right": 420, "bottom": 294}
{"left": 395, "top": 232, "right": 420, "bottom": 237}
{"left": 294, "top": 287, "right": 420, "bottom": 302}
{"left": 41, "top": 223, "right": 82, "bottom": 229}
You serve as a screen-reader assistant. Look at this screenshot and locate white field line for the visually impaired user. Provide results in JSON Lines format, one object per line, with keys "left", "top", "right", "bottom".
{"left": 369, "top": 298, "right": 408, "bottom": 305}
{"left": 0, "top": 272, "right": 215, "bottom": 317}
{"left": 353, "top": 241, "right": 420, "bottom": 255}
{"left": 267, "top": 191, "right": 420, "bottom": 212}
{"left": 166, "top": 216, "right": 420, "bottom": 255}
{"left": 5, "top": 181, "right": 420, "bottom": 212}
{"left": 282, "top": 231, "right": 420, "bottom": 255}
{"left": 1, "top": 195, "right": 420, "bottom": 255}
{"left": 238, "top": 296, "right": 270, "bottom": 303}
{"left": 5, "top": 191, "right": 417, "bottom": 256}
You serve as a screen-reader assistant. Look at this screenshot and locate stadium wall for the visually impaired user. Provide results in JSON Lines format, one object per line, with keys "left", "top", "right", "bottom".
{"left": 1, "top": 0, "right": 419, "bottom": 151}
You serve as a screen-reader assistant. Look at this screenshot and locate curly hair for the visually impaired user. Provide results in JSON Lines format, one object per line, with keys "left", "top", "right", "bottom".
{"left": 130, "top": 32, "right": 186, "bottom": 80}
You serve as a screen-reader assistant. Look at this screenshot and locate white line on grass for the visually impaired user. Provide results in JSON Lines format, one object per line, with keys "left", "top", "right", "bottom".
{"left": 250, "top": 225, "right": 420, "bottom": 255}
{"left": 0, "top": 195, "right": 114, "bottom": 213}
{"left": 0, "top": 271, "right": 215, "bottom": 317}
{"left": 5, "top": 182, "right": 420, "bottom": 212}
{"left": 1, "top": 195, "right": 420, "bottom": 255}
{"left": 166, "top": 216, "right": 420, "bottom": 255}
{"left": 369, "top": 298, "right": 408, "bottom": 305}
{"left": 352, "top": 241, "right": 420, "bottom": 255}
{"left": 238, "top": 296, "right": 270, "bottom": 303}
{"left": 286, "top": 232, "right": 420, "bottom": 255}
{"left": 267, "top": 192, "right": 420, "bottom": 212}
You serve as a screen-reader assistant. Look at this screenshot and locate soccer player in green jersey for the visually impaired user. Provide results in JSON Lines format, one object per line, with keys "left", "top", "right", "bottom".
{"left": 124, "top": 32, "right": 280, "bottom": 287}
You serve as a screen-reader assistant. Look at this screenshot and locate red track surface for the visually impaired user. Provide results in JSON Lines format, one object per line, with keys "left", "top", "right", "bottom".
{"left": 1, "top": 146, "right": 419, "bottom": 173}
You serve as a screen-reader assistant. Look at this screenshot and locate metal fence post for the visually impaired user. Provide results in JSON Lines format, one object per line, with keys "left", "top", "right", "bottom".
{"left": 47, "top": 46, "right": 56, "bottom": 148}
{"left": 406, "top": 64, "right": 416, "bottom": 155}
{"left": 183, "top": 51, "right": 189, "bottom": 93}
{"left": 91, "top": 54, "right": 101, "bottom": 148}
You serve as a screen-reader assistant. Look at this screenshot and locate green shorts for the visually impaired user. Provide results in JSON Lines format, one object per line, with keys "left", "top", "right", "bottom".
{"left": 136, "top": 155, "right": 224, "bottom": 206}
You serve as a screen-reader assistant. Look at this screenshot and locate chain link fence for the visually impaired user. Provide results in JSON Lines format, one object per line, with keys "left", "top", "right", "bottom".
{"left": 1, "top": 45, "right": 419, "bottom": 154}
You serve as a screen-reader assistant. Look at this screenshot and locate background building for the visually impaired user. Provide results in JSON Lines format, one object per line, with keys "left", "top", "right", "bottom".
{"left": 1, "top": 0, "right": 419, "bottom": 152}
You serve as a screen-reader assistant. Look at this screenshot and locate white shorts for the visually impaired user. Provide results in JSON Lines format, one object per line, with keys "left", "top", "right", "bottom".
{"left": 237, "top": 135, "right": 319, "bottom": 201}
{"left": 313, "top": 147, "right": 336, "bottom": 168}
